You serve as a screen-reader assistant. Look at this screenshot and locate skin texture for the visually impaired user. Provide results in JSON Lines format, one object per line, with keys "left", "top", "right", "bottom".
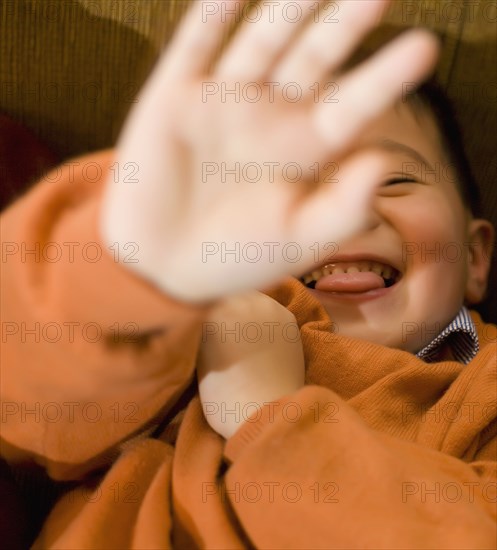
{"left": 198, "top": 104, "right": 494, "bottom": 438}
{"left": 99, "top": 0, "right": 488, "bottom": 437}
{"left": 303, "top": 103, "right": 494, "bottom": 353}
{"left": 197, "top": 291, "right": 305, "bottom": 438}
{"left": 100, "top": 0, "right": 440, "bottom": 302}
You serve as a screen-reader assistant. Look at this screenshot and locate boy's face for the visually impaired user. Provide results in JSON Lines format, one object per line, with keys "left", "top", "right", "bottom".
{"left": 301, "top": 101, "right": 493, "bottom": 353}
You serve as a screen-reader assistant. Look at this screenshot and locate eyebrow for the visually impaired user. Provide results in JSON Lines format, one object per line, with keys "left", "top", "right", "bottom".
{"left": 376, "top": 139, "right": 435, "bottom": 173}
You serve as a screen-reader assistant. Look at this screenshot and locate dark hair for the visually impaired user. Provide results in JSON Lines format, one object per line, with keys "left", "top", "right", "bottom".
{"left": 343, "top": 25, "right": 482, "bottom": 218}
{"left": 405, "top": 80, "right": 482, "bottom": 218}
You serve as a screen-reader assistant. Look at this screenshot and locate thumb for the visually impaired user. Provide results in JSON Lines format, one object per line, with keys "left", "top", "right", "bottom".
{"left": 289, "top": 150, "right": 387, "bottom": 263}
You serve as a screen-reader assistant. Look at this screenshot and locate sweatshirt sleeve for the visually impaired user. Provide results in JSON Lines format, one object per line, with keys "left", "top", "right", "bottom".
{"left": 0, "top": 151, "right": 209, "bottom": 480}
{"left": 223, "top": 385, "right": 497, "bottom": 550}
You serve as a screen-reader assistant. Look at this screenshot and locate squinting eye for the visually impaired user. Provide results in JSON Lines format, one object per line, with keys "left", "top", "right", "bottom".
{"left": 383, "top": 177, "right": 418, "bottom": 186}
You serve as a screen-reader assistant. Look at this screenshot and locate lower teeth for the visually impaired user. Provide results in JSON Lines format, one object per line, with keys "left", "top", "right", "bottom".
{"left": 301, "top": 277, "right": 396, "bottom": 289}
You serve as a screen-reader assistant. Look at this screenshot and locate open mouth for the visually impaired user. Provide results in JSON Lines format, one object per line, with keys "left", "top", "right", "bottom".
{"left": 299, "top": 260, "right": 402, "bottom": 292}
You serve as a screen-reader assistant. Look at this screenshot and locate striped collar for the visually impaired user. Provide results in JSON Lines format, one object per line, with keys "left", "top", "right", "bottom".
{"left": 416, "top": 307, "right": 479, "bottom": 365}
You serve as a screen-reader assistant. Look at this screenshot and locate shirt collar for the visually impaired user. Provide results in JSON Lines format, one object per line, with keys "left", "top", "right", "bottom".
{"left": 416, "top": 307, "right": 479, "bottom": 365}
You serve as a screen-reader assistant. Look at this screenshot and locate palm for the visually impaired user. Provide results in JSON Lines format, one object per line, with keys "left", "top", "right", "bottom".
{"left": 101, "top": 0, "right": 439, "bottom": 302}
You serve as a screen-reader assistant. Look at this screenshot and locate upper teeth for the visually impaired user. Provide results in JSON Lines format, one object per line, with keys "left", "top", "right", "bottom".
{"left": 302, "top": 261, "right": 397, "bottom": 285}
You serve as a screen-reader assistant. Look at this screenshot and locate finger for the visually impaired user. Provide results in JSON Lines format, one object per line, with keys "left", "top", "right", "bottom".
{"left": 289, "top": 151, "right": 388, "bottom": 259}
{"left": 312, "top": 29, "right": 440, "bottom": 154}
{"left": 162, "top": 0, "right": 248, "bottom": 80}
{"left": 273, "top": 0, "right": 388, "bottom": 91}
{"left": 216, "top": 0, "right": 324, "bottom": 81}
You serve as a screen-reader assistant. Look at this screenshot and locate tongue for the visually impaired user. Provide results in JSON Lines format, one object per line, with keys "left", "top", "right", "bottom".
{"left": 315, "top": 271, "right": 385, "bottom": 293}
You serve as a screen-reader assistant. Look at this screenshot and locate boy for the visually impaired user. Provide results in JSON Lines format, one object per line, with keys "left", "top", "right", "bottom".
{"left": 197, "top": 78, "right": 495, "bottom": 439}
{"left": 1, "top": 0, "right": 496, "bottom": 548}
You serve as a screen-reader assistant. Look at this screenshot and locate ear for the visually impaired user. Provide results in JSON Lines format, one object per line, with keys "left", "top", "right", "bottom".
{"left": 464, "top": 218, "right": 494, "bottom": 305}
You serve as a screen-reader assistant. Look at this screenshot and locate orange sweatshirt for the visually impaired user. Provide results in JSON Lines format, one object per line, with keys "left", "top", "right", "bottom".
{"left": 1, "top": 152, "right": 496, "bottom": 549}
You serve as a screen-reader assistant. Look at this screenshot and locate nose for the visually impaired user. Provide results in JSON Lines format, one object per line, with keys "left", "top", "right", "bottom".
{"left": 362, "top": 199, "right": 383, "bottom": 232}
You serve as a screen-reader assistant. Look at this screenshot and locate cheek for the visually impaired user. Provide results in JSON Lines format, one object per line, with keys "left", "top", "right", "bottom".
{"left": 394, "top": 196, "right": 469, "bottom": 301}
{"left": 383, "top": 194, "right": 467, "bottom": 260}
{"left": 379, "top": 194, "right": 471, "bottom": 305}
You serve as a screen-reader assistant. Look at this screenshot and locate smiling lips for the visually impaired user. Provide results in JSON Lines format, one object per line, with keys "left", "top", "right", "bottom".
{"left": 300, "top": 261, "right": 401, "bottom": 293}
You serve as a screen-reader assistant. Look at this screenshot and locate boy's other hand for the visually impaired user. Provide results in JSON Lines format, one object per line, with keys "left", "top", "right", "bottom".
{"left": 197, "top": 291, "right": 304, "bottom": 439}
{"left": 101, "top": 0, "right": 439, "bottom": 303}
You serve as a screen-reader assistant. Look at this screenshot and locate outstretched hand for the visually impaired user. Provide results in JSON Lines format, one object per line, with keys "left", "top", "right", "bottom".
{"left": 101, "top": 0, "right": 439, "bottom": 303}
